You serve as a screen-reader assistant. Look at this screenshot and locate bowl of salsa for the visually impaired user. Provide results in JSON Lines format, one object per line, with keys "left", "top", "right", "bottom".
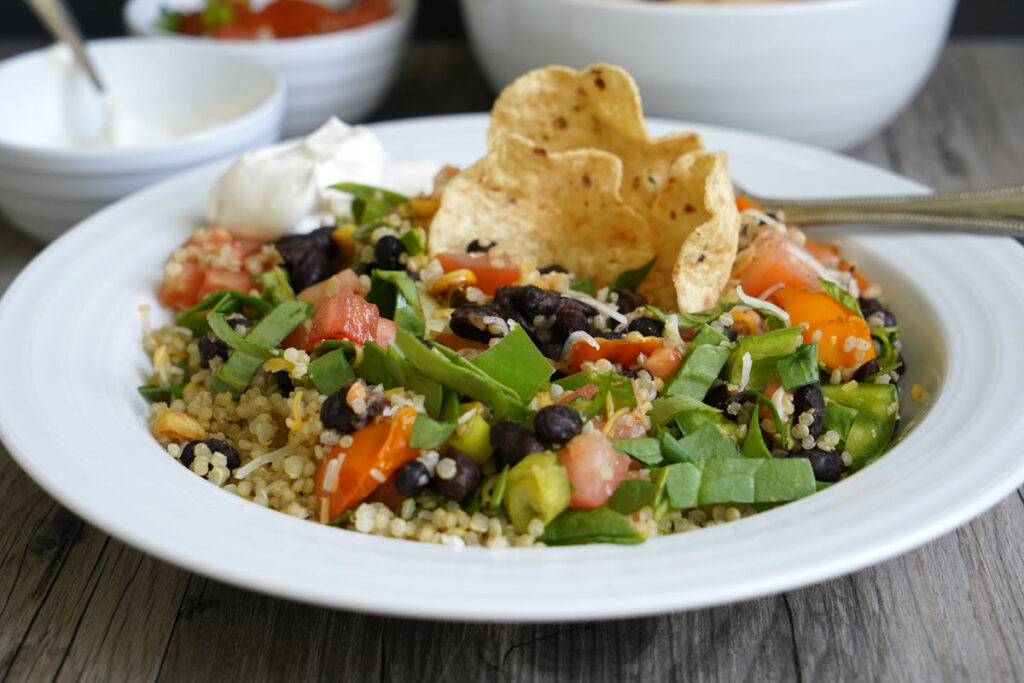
{"left": 124, "top": 0, "right": 416, "bottom": 137}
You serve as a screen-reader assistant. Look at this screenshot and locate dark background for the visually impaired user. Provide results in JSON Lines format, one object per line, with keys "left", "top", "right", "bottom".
{"left": 3, "top": 0, "right": 1023, "bottom": 38}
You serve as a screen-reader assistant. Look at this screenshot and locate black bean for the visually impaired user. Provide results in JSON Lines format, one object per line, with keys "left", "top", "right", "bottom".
{"left": 549, "top": 298, "right": 596, "bottom": 343}
{"left": 320, "top": 379, "right": 386, "bottom": 434}
{"left": 614, "top": 290, "right": 647, "bottom": 314}
{"left": 394, "top": 460, "right": 430, "bottom": 497}
{"left": 275, "top": 226, "right": 338, "bottom": 291}
{"left": 198, "top": 332, "right": 228, "bottom": 368}
{"left": 538, "top": 264, "right": 568, "bottom": 274}
{"left": 859, "top": 298, "right": 897, "bottom": 328}
{"left": 180, "top": 438, "right": 241, "bottom": 470}
{"left": 592, "top": 329, "right": 623, "bottom": 339}
{"left": 466, "top": 239, "right": 494, "bottom": 253}
{"left": 490, "top": 420, "right": 545, "bottom": 468}
{"left": 539, "top": 343, "right": 565, "bottom": 361}
{"left": 792, "top": 384, "right": 826, "bottom": 438}
{"left": 795, "top": 448, "right": 846, "bottom": 482}
{"left": 627, "top": 317, "right": 664, "bottom": 337}
{"left": 432, "top": 451, "right": 482, "bottom": 503}
{"left": 374, "top": 235, "right": 405, "bottom": 271}
{"left": 719, "top": 325, "right": 739, "bottom": 342}
{"left": 499, "top": 308, "right": 536, "bottom": 338}
{"left": 895, "top": 351, "right": 906, "bottom": 375}
{"left": 534, "top": 405, "right": 583, "bottom": 444}
{"left": 704, "top": 384, "right": 743, "bottom": 421}
{"left": 852, "top": 358, "right": 880, "bottom": 382}
{"left": 493, "top": 285, "right": 561, "bottom": 318}
{"left": 274, "top": 371, "right": 295, "bottom": 396}
{"left": 450, "top": 304, "right": 507, "bottom": 344}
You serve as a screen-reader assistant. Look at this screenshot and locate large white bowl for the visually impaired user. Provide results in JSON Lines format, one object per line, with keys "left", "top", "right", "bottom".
{"left": 2, "top": 114, "right": 1023, "bottom": 622}
{"left": 0, "top": 38, "right": 284, "bottom": 242}
{"left": 460, "top": 0, "right": 958, "bottom": 150}
{"left": 124, "top": 0, "right": 416, "bottom": 138}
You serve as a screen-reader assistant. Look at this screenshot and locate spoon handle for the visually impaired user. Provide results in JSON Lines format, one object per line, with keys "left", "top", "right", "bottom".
{"left": 24, "top": 0, "right": 104, "bottom": 92}
{"left": 748, "top": 185, "right": 1024, "bottom": 237}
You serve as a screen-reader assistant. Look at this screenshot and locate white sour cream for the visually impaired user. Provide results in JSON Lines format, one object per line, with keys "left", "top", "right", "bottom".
{"left": 207, "top": 117, "right": 440, "bottom": 240}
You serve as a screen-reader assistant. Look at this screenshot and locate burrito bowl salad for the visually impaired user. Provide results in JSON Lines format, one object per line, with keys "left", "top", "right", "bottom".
{"left": 141, "top": 65, "right": 904, "bottom": 548}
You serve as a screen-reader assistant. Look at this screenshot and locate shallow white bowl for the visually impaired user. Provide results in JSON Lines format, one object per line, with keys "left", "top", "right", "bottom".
{"left": 124, "top": 0, "right": 416, "bottom": 138}
{"left": 0, "top": 38, "right": 284, "bottom": 242}
{"left": 460, "top": 0, "right": 958, "bottom": 150}
{"left": 1, "top": 114, "right": 1023, "bottom": 621}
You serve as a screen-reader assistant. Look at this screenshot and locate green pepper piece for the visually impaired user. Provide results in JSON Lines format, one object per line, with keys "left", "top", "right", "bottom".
{"left": 606, "top": 480, "right": 658, "bottom": 515}
{"left": 487, "top": 466, "right": 510, "bottom": 510}
{"left": 776, "top": 343, "right": 820, "bottom": 391}
{"left": 540, "top": 508, "right": 645, "bottom": 546}
{"left": 211, "top": 300, "right": 313, "bottom": 398}
{"left": 307, "top": 348, "right": 356, "bottom": 396}
{"left": 399, "top": 228, "right": 426, "bottom": 256}
{"left": 470, "top": 326, "right": 553, "bottom": 402}
{"left": 366, "top": 270, "right": 425, "bottom": 337}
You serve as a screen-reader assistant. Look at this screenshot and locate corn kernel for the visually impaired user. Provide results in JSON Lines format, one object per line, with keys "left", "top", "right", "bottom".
{"left": 431, "top": 269, "right": 477, "bottom": 294}
{"left": 152, "top": 410, "right": 205, "bottom": 441}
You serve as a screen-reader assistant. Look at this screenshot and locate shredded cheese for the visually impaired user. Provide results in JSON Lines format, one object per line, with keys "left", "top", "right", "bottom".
{"left": 235, "top": 443, "right": 299, "bottom": 480}
{"left": 735, "top": 285, "right": 791, "bottom": 324}
{"left": 285, "top": 391, "right": 305, "bottom": 432}
{"left": 562, "top": 330, "right": 601, "bottom": 358}
{"left": 738, "top": 352, "right": 753, "bottom": 391}
{"left": 322, "top": 456, "right": 343, "bottom": 493}
{"left": 560, "top": 288, "right": 628, "bottom": 325}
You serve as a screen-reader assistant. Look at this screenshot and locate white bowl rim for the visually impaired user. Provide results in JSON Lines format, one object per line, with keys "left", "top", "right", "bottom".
{"left": 124, "top": 0, "right": 416, "bottom": 51}
{"left": 473, "top": 0, "right": 944, "bottom": 18}
{"left": 0, "top": 37, "right": 285, "bottom": 161}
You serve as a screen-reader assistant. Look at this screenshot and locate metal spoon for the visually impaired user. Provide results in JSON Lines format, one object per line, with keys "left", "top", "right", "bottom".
{"left": 739, "top": 184, "right": 1024, "bottom": 238}
{"left": 24, "top": 0, "right": 104, "bottom": 92}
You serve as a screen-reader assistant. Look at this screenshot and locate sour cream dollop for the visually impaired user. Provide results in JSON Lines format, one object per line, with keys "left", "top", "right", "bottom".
{"left": 207, "top": 118, "right": 439, "bottom": 241}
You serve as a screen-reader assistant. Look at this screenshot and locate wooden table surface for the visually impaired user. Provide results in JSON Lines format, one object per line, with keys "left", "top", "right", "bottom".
{"left": 2, "top": 38, "right": 1024, "bottom": 682}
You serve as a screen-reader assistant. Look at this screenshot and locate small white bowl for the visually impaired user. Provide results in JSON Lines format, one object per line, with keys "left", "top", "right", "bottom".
{"left": 124, "top": 0, "right": 416, "bottom": 138}
{"left": 0, "top": 38, "right": 284, "bottom": 242}
{"left": 460, "top": 0, "right": 958, "bottom": 150}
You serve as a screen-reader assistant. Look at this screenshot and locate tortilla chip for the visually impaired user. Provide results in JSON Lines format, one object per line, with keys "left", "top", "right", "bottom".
{"left": 427, "top": 133, "right": 657, "bottom": 283}
{"left": 487, "top": 63, "right": 740, "bottom": 311}
{"left": 670, "top": 152, "right": 741, "bottom": 312}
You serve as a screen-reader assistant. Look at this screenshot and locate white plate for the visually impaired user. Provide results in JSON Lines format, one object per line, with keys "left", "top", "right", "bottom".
{"left": 1, "top": 114, "right": 1022, "bottom": 622}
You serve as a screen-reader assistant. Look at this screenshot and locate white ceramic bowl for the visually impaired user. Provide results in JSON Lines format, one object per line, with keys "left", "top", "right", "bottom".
{"left": 460, "top": 0, "right": 958, "bottom": 150}
{"left": 124, "top": 0, "right": 416, "bottom": 138}
{"left": 0, "top": 38, "right": 284, "bottom": 242}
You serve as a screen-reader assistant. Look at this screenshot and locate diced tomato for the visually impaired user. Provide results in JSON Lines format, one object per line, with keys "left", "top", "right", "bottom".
{"left": 436, "top": 252, "right": 520, "bottom": 296}
{"left": 557, "top": 434, "right": 631, "bottom": 509}
{"left": 736, "top": 229, "right": 821, "bottom": 298}
{"left": 375, "top": 318, "right": 397, "bottom": 348}
{"left": 158, "top": 227, "right": 256, "bottom": 310}
{"left": 296, "top": 268, "right": 367, "bottom": 308}
{"left": 307, "top": 288, "right": 380, "bottom": 349}
{"left": 568, "top": 337, "right": 660, "bottom": 373}
{"left": 770, "top": 286, "right": 876, "bottom": 372}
